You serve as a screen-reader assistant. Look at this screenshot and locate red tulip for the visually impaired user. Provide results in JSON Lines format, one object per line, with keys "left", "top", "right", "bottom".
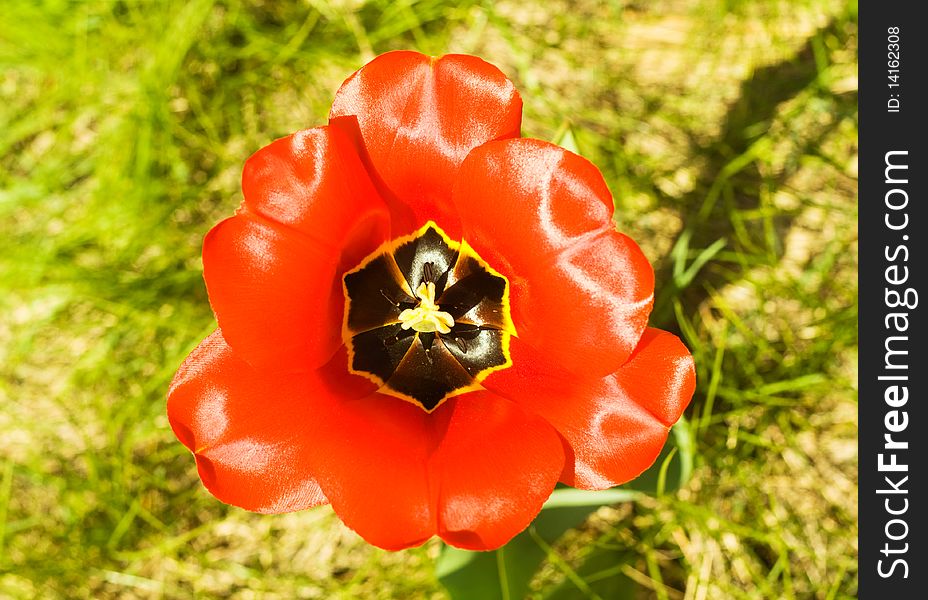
{"left": 168, "top": 51, "right": 695, "bottom": 551}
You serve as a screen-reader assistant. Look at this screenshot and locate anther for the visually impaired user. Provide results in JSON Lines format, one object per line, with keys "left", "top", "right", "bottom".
{"left": 422, "top": 261, "right": 435, "bottom": 284}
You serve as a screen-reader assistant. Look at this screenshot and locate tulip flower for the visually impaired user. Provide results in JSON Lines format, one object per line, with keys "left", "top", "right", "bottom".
{"left": 168, "top": 51, "right": 695, "bottom": 551}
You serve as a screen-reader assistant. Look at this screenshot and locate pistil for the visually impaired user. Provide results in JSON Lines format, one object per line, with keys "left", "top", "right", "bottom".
{"left": 398, "top": 281, "right": 455, "bottom": 334}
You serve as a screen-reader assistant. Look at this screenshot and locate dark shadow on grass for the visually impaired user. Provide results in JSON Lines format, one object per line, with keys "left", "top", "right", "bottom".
{"left": 649, "top": 16, "right": 858, "bottom": 330}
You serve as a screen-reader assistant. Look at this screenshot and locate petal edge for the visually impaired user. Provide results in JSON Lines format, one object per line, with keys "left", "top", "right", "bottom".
{"left": 330, "top": 51, "right": 523, "bottom": 237}
{"left": 483, "top": 330, "right": 694, "bottom": 490}
{"left": 167, "top": 331, "right": 328, "bottom": 513}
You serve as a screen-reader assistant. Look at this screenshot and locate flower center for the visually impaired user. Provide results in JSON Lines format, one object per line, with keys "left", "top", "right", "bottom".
{"left": 342, "top": 221, "right": 516, "bottom": 412}
{"left": 398, "top": 281, "right": 456, "bottom": 333}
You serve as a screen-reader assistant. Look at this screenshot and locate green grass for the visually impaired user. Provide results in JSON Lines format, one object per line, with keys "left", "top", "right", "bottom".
{"left": 1, "top": 0, "right": 857, "bottom": 597}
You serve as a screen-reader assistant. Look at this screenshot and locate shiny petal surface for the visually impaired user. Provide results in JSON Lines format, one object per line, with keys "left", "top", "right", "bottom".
{"left": 206, "top": 125, "right": 391, "bottom": 371}
{"left": 483, "top": 329, "right": 695, "bottom": 489}
{"left": 430, "top": 392, "right": 565, "bottom": 550}
{"left": 167, "top": 330, "right": 327, "bottom": 513}
{"left": 203, "top": 213, "right": 344, "bottom": 371}
{"left": 241, "top": 125, "right": 390, "bottom": 272}
{"left": 309, "top": 386, "right": 436, "bottom": 551}
{"left": 329, "top": 51, "right": 522, "bottom": 236}
{"left": 454, "top": 139, "right": 654, "bottom": 376}
{"left": 307, "top": 369, "right": 564, "bottom": 550}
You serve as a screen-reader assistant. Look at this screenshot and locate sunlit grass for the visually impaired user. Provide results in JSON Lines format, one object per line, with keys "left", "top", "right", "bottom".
{"left": 1, "top": 0, "right": 857, "bottom": 597}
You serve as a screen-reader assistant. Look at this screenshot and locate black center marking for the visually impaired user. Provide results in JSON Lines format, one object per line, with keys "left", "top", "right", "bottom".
{"left": 342, "top": 223, "right": 514, "bottom": 411}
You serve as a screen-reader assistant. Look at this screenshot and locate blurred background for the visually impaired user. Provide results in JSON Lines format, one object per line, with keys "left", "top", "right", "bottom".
{"left": 1, "top": 0, "right": 857, "bottom": 598}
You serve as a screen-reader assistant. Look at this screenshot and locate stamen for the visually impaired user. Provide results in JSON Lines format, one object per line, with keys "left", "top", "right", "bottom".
{"left": 423, "top": 261, "right": 435, "bottom": 284}
{"left": 379, "top": 289, "right": 400, "bottom": 307}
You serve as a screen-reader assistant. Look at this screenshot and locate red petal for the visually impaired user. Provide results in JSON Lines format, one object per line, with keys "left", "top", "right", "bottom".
{"left": 203, "top": 213, "right": 346, "bottom": 371}
{"left": 429, "top": 392, "right": 564, "bottom": 550}
{"left": 483, "top": 330, "right": 695, "bottom": 489}
{"left": 329, "top": 51, "right": 522, "bottom": 237}
{"left": 308, "top": 387, "right": 436, "bottom": 551}
{"left": 207, "top": 125, "right": 391, "bottom": 371}
{"left": 241, "top": 126, "right": 390, "bottom": 272}
{"left": 306, "top": 360, "right": 563, "bottom": 551}
{"left": 453, "top": 139, "right": 654, "bottom": 376}
{"left": 614, "top": 328, "right": 697, "bottom": 427}
{"left": 167, "top": 331, "right": 327, "bottom": 513}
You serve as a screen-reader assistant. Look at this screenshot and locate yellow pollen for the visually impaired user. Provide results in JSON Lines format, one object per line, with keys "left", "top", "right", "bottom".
{"left": 398, "top": 281, "right": 455, "bottom": 334}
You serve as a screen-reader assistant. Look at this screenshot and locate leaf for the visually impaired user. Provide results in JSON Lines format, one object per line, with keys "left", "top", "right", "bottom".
{"left": 541, "top": 488, "right": 641, "bottom": 509}
{"left": 670, "top": 230, "right": 726, "bottom": 289}
{"left": 552, "top": 121, "right": 581, "bottom": 155}
{"left": 436, "top": 488, "right": 637, "bottom": 600}
{"left": 678, "top": 237, "right": 726, "bottom": 289}
{"left": 544, "top": 547, "right": 638, "bottom": 600}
